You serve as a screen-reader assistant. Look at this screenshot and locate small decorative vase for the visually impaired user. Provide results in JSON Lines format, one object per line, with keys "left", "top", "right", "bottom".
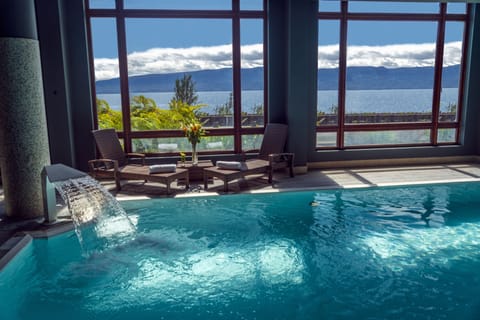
{"left": 191, "top": 142, "right": 198, "bottom": 166}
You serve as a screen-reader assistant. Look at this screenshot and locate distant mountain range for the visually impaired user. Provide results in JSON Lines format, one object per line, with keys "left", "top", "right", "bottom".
{"left": 95, "top": 65, "right": 461, "bottom": 93}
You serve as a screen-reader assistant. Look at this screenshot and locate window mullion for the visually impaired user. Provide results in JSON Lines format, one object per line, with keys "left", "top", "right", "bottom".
{"left": 431, "top": 3, "right": 447, "bottom": 146}
{"left": 337, "top": 1, "right": 348, "bottom": 150}
{"left": 116, "top": 7, "right": 132, "bottom": 152}
{"left": 262, "top": 0, "right": 268, "bottom": 126}
{"left": 232, "top": 0, "right": 242, "bottom": 153}
{"left": 455, "top": 4, "right": 471, "bottom": 144}
{"left": 86, "top": 16, "right": 99, "bottom": 130}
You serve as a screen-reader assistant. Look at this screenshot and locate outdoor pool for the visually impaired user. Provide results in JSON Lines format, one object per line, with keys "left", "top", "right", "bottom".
{"left": 2, "top": 182, "right": 480, "bottom": 319}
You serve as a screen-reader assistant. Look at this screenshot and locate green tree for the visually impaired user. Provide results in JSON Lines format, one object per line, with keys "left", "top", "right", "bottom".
{"left": 131, "top": 95, "right": 158, "bottom": 113}
{"left": 130, "top": 95, "right": 172, "bottom": 130}
{"left": 171, "top": 74, "right": 199, "bottom": 105}
{"left": 130, "top": 95, "right": 159, "bottom": 129}
{"left": 96, "top": 98, "right": 122, "bottom": 130}
{"left": 169, "top": 99, "right": 204, "bottom": 126}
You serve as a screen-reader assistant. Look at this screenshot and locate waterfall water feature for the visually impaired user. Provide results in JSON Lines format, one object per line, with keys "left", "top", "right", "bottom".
{"left": 53, "top": 175, "right": 136, "bottom": 254}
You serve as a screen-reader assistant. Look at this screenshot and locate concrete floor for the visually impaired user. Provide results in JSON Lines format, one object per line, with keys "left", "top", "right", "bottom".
{"left": 2, "top": 162, "right": 480, "bottom": 265}
{"left": 107, "top": 162, "right": 480, "bottom": 201}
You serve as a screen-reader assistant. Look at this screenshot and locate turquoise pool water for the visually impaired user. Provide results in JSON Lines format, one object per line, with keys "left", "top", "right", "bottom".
{"left": 2, "top": 182, "right": 480, "bottom": 319}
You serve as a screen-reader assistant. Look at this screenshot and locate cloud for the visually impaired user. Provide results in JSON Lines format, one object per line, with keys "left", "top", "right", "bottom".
{"left": 94, "top": 41, "right": 462, "bottom": 81}
{"left": 94, "top": 44, "right": 263, "bottom": 81}
{"left": 318, "top": 41, "right": 462, "bottom": 69}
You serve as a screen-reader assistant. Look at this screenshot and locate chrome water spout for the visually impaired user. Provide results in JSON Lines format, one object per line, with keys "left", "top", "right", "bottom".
{"left": 41, "top": 164, "right": 87, "bottom": 224}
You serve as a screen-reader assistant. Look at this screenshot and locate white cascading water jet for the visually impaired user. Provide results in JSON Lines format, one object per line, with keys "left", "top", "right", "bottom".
{"left": 42, "top": 164, "right": 136, "bottom": 254}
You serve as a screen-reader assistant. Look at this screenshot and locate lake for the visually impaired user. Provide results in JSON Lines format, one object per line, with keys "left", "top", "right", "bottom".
{"left": 97, "top": 88, "right": 459, "bottom": 115}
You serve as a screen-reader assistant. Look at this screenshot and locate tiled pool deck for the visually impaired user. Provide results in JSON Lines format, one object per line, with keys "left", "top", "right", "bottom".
{"left": 2, "top": 162, "right": 480, "bottom": 265}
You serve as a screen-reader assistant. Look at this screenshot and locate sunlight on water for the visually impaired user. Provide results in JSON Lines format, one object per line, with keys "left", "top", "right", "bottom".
{"left": 362, "top": 222, "right": 480, "bottom": 271}
{"left": 259, "top": 240, "right": 304, "bottom": 285}
{"left": 108, "top": 239, "right": 306, "bottom": 310}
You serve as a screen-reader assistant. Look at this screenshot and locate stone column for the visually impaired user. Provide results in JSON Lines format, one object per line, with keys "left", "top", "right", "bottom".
{"left": 0, "top": 0, "right": 51, "bottom": 219}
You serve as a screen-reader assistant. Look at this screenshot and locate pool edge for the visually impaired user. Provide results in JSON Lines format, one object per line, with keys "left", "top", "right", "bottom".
{"left": 0, "top": 234, "right": 32, "bottom": 272}
{"left": 0, "top": 220, "right": 75, "bottom": 272}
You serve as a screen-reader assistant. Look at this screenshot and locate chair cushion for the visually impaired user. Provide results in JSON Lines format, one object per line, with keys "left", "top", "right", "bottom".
{"left": 149, "top": 164, "right": 177, "bottom": 173}
{"left": 216, "top": 161, "right": 243, "bottom": 170}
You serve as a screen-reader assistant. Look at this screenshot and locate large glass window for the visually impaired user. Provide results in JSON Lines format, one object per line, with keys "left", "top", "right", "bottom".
{"left": 87, "top": 0, "right": 266, "bottom": 155}
{"left": 241, "top": 19, "right": 265, "bottom": 128}
{"left": 346, "top": 20, "right": 437, "bottom": 125}
{"left": 439, "top": 22, "right": 464, "bottom": 124}
{"left": 90, "top": 18, "right": 123, "bottom": 130}
{"left": 317, "top": 1, "right": 469, "bottom": 149}
{"left": 317, "top": 20, "right": 340, "bottom": 128}
{"left": 125, "top": 18, "right": 233, "bottom": 133}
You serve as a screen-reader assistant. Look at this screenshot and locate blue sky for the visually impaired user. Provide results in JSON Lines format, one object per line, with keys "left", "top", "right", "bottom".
{"left": 90, "top": 1, "right": 467, "bottom": 80}
{"left": 91, "top": 18, "right": 261, "bottom": 58}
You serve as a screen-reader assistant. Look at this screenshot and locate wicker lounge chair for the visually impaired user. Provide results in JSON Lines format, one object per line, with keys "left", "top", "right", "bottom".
{"left": 203, "top": 123, "right": 294, "bottom": 192}
{"left": 88, "top": 128, "right": 189, "bottom": 194}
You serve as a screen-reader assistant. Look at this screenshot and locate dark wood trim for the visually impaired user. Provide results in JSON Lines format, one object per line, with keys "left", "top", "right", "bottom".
{"left": 345, "top": 123, "right": 434, "bottom": 132}
{"left": 232, "top": 0, "right": 242, "bottom": 153}
{"left": 337, "top": 1, "right": 348, "bottom": 149}
{"left": 122, "top": 126, "right": 265, "bottom": 139}
{"left": 431, "top": 3, "right": 447, "bottom": 145}
{"left": 348, "top": 13, "right": 443, "bottom": 21}
{"left": 85, "top": 14, "right": 98, "bottom": 130}
{"left": 316, "top": 121, "right": 458, "bottom": 132}
{"left": 86, "top": 9, "right": 265, "bottom": 19}
{"left": 262, "top": 0, "right": 268, "bottom": 127}
{"left": 115, "top": 0, "right": 132, "bottom": 152}
{"left": 343, "top": 143, "right": 432, "bottom": 150}
{"left": 455, "top": 3, "right": 471, "bottom": 143}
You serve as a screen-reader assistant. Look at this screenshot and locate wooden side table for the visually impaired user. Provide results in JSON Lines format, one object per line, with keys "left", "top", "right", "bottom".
{"left": 177, "top": 160, "right": 214, "bottom": 181}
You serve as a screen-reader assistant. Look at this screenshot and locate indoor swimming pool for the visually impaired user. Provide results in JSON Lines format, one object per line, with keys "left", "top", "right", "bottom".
{"left": 1, "top": 182, "right": 480, "bottom": 319}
